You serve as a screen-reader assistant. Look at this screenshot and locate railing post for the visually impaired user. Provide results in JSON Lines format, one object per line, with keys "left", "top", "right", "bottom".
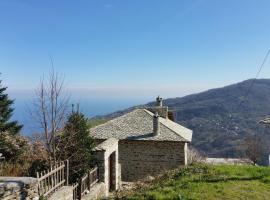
{"left": 36, "top": 172, "right": 40, "bottom": 196}
{"left": 96, "top": 165, "right": 99, "bottom": 182}
{"left": 78, "top": 178, "right": 82, "bottom": 200}
{"left": 66, "top": 160, "right": 69, "bottom": 186}
{"left": 88, "top": 170, "right": 91, "bottom": 191}
{"left": 51, "top": 165, "right": 53, "bottom": 189}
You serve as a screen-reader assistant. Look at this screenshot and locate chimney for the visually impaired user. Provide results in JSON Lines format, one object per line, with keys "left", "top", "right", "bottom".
{"left": 153, "top": 112, "right": 160, "bottom": 136}
{"left": 156, "top": 96, "right": 163, "bottom": 107}
{"left": 147, "top": 96, "right": 168, "bottom": 118}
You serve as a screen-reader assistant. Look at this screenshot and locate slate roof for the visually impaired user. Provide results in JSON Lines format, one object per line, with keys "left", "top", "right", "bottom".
{"left": 93, "top": 138, "right": 119, "bottom": 151}
{"left": 89, "top": 109, "right": 192, "bottom": 142}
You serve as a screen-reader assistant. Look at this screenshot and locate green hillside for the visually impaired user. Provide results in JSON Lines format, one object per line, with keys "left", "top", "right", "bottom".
{"left": 119, "top": 164, "right": 270, "bottom": 200}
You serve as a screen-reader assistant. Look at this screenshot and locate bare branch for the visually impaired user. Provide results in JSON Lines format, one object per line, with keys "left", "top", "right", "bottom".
{"left": 29, "top": 66, "right": 69, "bottom": 164}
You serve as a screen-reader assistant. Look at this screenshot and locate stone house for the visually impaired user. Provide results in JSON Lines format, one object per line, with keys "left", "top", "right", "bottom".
{"left": 89, "top": 97, "right": 192, "bottom": 182}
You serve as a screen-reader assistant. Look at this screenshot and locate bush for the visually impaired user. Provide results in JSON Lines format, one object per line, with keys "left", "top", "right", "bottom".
{"left": 187, "top": 146, "right": 204, "bottom": 165}
{"left": 0, "top": 131, "right": 29, "bottom": 162}
{"left": 27, "top": 140, "right": 49, "bottom": 177}
{"left": 0, "top": 132, "right": 49, "bottom": 176}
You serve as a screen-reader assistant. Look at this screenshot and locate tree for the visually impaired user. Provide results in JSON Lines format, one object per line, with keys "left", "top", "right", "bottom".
{"left": 0, "top": 75, "right": 23, "bottom": 135}
{"left": 56, "top": 107, "right": 94, "bottom": 183}
{"left": 243, "top": 134, "right": 265, "bottom": 165}
{"left": 187, "top": 146, "right": 204, "bottom": 165}
{"left": 30, "top": 68, "right": 69, "bottom": 164}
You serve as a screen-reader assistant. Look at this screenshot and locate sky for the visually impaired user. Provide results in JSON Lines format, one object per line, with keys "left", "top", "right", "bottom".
{"left": 1, "top": 0, "right": 270, "bottom": 105}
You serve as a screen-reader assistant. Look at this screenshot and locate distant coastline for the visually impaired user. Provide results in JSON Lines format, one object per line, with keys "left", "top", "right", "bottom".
{"left": 12, "top": 96, "right": 147, "bottom": 135}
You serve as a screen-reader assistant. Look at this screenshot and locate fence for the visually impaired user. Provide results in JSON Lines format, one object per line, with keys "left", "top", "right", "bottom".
{"left": 36, "top": 160, "right": 69, "bottom": 197}
{"left": 0, "top": 154, "right": 5, "bottom": 176}
{"left": 73, "top": 166, "right": 99, "bottom": 200}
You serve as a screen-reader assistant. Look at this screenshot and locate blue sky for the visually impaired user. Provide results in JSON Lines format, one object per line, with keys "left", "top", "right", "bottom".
{"left": 1, "top": 0, "right": 270, "bottom": 101}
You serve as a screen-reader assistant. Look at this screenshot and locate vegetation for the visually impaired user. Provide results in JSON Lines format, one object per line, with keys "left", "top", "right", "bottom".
{"left": 120, "top": 164, "right": 270, "bottom": 200}
{"left": 88, "top": 118, "right": 108, "bottom": 128}
{"left": 242, "top": 134, "right": 266, "bottom": 165}
{"left": 0, "top": 75, "right": 33, "bottom": 176}
{"left": 0, "top": 72, "right": 99, "bottom": 180}
{"left": 0, "top": 75, "right": 22, "bottom": 135}
{"left": 0, "top": 74, "right": 49, "bottom": 176}
{"left": 0, "top": 131, "right": 29, "bottom": 163}
{"left": 0, "top": 135, "right": 49, "bottom": 176}
{"left": 30, "top": 68, "right": 69, "bottom": 164}
{"left": 56, "top": 109, "right": 94, "bottom": 183}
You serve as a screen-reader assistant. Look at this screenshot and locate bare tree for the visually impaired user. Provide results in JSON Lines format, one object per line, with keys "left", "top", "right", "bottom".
{"left": 187, "top": 146, "right": 204, "bottom": 164}
{"left": 30, "top": 67, "right": 69, "bottom": 164}
{"left": 243, "top": 134, "right": 265, "bottom": 165}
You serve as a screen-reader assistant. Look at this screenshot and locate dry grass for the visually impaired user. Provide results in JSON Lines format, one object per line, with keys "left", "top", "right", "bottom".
{"left": 0, "top": 162, "right": 31, "bottom": 176}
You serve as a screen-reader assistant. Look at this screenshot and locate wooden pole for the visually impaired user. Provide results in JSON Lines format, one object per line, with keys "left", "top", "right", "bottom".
{"left": 78, "top": 178, "right": 82, "bottom": 200}
{"left": 50, "top": 165, "right": 53, "bottom": 189}
{"left": 88, "top": 170, "right": 91, "bottom": 191}
{"left": 66, "top": 160, "right": 69, "bottom": 186}
{"left": 36, "top": 172, "right": 40, "bottom": 196}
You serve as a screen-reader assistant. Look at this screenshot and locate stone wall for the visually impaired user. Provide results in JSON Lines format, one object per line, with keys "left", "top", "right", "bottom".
{"left": 0, "top": 177, "right": 39, "bottom": 200}
{"left": 92, "top": 138, "right": 120, "bottom": 197}
{"left": 119, "top": 140, "right": 187, "bottom": 181}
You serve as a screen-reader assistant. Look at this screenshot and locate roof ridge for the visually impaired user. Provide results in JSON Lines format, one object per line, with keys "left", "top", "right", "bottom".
{"left": 159, "top": 118, "right": 187, "bottom": 140}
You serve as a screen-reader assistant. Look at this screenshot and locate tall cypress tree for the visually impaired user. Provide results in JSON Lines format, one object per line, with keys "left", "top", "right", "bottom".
{"left": 0, "top": 76, "right": 23, "bottom": 135}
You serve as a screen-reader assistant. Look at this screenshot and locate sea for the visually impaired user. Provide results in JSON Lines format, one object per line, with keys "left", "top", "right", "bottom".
{"left": 11, "top": 95, "right": 149, "bottom": 136}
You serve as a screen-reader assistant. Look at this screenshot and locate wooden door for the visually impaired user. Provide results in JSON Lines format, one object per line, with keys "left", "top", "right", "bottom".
{"left": 109, "top": 153, "right": 113, "bottom": 191}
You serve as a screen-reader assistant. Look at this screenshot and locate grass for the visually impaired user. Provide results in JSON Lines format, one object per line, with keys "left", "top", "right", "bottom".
{"left": 120, "top": 164, "right": 270, "bottom": 200}
{"left": 88, "top": 118, "right": 108, "bottom": 128}
{"left": 0, "top": 162, "right": 31, "bottom": 176}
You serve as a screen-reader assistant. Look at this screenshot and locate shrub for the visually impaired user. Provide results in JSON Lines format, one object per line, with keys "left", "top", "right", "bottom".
{"left": 187, "top": 146, "right": 204, "bottom": 165}
{"left": 0, "top": 131, "right": 29, "bottom": 162}
{"left": 0, "top": 132, "right": 49, "bottom": 176}
{"left": 27, "top": 140, "right": 49, "bottom": 177}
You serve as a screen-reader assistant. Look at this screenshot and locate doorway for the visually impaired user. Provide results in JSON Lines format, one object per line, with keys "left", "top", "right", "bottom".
{"left": 108, "top": 151, "right": 116, "bottom": 191}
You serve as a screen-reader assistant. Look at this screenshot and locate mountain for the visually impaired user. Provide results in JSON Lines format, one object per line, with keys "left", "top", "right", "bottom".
{"left": 98, "top": 79, "right": 270, "bottom": 163}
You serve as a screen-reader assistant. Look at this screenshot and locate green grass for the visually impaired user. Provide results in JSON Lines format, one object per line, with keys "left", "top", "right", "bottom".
{"left": 88, "top": 118, "right": 108, "bottom": 128}
{"left": 122, "top": 164, "right": 270, "bottom": 200}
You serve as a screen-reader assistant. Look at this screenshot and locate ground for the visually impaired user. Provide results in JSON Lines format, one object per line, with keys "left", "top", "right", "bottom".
{"left": 116, "top": 164, "right": 270, "bottom": 200}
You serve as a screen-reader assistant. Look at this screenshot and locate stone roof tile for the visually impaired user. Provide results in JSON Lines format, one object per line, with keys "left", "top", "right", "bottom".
{"left": 89, "top": 109, "right": 192, "bottom": 142}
